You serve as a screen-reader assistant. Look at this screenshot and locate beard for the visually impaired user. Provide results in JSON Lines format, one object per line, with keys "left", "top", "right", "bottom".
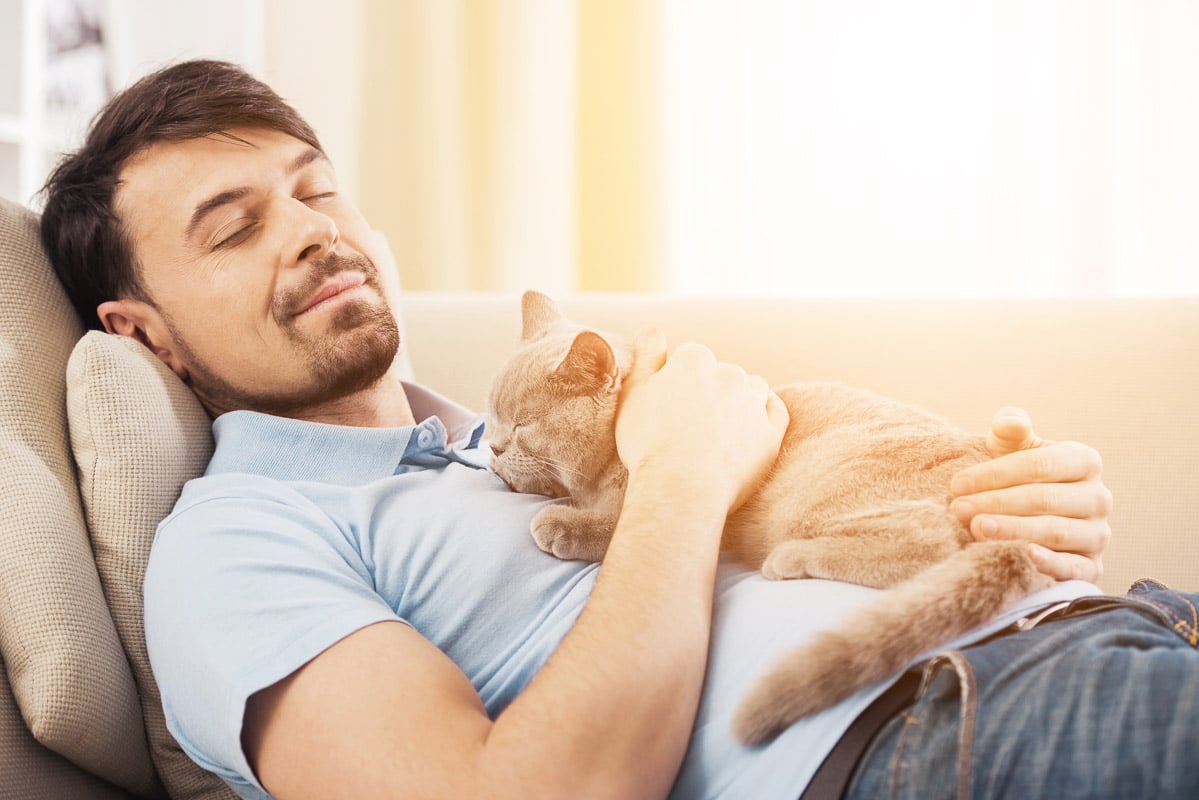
{"left": 170, "top": 251, "right": 401, "bottom": 417}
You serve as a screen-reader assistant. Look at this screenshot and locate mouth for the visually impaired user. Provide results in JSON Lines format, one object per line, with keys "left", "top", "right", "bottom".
{"left": 294, "top": 271, "right": 369, "bottom": 317}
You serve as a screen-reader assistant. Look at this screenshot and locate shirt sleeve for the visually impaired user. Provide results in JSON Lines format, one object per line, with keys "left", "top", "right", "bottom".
{"left": 144, "top": 476, "right": 403, "bottom": 795}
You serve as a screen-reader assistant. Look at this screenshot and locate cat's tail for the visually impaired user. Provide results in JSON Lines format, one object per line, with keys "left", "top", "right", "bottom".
{"left": 730, "top": 540, "right": 1052, "bottom": 746}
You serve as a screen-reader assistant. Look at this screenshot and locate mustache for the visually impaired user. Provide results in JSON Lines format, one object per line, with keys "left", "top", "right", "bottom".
{"left": 274, "top": 251, "right": 383, "bottom": 321}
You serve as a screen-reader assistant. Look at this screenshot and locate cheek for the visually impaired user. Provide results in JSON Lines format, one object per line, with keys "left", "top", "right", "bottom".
{"left": 177, "top": 288, "right": 268, "bottom": 345}
{"left": 168, "top": 291, "right": 296, "bottom": 376}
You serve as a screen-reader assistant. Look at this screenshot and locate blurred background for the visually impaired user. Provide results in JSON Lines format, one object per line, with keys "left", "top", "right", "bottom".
{"left": 2, "top": 0, "right": 1196, "bottom": 297}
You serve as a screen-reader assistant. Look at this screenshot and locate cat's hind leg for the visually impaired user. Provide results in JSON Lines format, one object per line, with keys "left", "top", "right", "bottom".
{"left": 761, "top": 532, "right": 959, "bottom": 586}
{"left": 762, "top": 502, "right": 966, "bottom": 587}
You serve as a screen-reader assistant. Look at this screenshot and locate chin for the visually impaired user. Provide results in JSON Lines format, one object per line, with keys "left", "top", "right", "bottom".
{"left": 307, "top": 309, "right": 401, "bottom": 397}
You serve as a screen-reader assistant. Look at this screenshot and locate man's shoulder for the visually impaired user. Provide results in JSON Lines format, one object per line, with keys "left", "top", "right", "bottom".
{"left": 159, "top": 471, "right": 329, "bottom": 537}
{"left": 147, "top": 470, "right": 362, "bottom": 595}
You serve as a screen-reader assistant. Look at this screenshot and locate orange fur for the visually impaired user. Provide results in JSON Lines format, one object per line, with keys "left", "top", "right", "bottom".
{"left": 488, "top": 291, "right": 1052, "bottom": 745}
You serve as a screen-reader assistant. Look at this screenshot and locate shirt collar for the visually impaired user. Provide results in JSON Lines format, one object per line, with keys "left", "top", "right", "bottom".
{"left": 205, "top": 381, "right": 487, "bottom": 485}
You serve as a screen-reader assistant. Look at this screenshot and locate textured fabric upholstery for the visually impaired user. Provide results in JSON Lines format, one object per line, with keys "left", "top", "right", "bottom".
{"left": 67, "top": 332, "right": 234, "bottom": 800}
{"left": 0, "top": 660, "right": 139, "bottom": 800}
{"left": 0, "top": 197, "right": 163, "bottom": 796}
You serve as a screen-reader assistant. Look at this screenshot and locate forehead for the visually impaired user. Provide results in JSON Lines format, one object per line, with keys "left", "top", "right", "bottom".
{"left": 114, "top": 129, "right": 318, "bottom": 245}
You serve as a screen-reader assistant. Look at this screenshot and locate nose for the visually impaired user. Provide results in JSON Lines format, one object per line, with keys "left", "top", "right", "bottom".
{"left": 288, "top": 199, "right": 340, "bottom": 266}
{"left": 490, "top": 443, "right": 506, "bottom": 458}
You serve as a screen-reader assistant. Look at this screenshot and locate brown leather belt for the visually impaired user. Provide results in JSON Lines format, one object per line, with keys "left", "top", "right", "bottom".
{"left": 798, "top": 670, "right": 922, "bottom": 800}
{"left": 797, "top": 600, "right": 1077, "bottom": 799}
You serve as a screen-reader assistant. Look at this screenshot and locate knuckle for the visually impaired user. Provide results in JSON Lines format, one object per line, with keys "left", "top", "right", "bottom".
{"left": 1045, "top": 518, "right": 1072, "bottom": 551}
{"left": 1029, "top": 450, "right": 1055, "bottom": 482}
{"left": 1038, "top": 482, "right": 1060, "bottom": 512}
{"left": 975, "top": 491, "right": 1004, "bottom": 517}
{"left": 1067, "top": 521, "right": 1111, "bottom": 566}
{"left": 720, "top": 361, "right": 746, "bottom": 378}
{"left": 1081, "top": 443, "right": 1104, "bottom": 476}
{"left": 1071, "top": 558, "right": 1090, "bottom": 581}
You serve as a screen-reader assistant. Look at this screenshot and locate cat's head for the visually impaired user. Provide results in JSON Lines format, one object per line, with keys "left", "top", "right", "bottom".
{"left": 487, "top": 291, "right": 628, "bottom": 499}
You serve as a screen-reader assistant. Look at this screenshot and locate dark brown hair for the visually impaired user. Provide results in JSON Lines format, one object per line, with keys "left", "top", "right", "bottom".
{"left": 40, "top": 59, "right": 323, "bottom": 329}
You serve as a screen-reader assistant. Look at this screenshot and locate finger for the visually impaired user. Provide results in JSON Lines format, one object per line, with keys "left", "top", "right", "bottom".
{"left": 985, "top": 406, "right": 1048, "bottom": 456}
{"left": 951, "top": 481, "right": 1111, "bottom": 523}
{"left": 625, "top": 327, "right": 668, "bottom": 384}
{"left": 766, "top": 390, "right": 791, "bottom": 430}
{"left": 951, "top": 441, "right": 1102, "bottom": 495}
{"left": 1028, "top": 543, "right": 1104, "bottom": 583}
{"left": 672, "top": 341, "right": 717, "bottom": 367}
{"left": 966, "top": 512, "right": 1112, "bottom": 557}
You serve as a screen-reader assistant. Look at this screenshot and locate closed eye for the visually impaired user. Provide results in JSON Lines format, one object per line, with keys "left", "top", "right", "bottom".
{"left": 302, "top": 191, "right": 337, "bottom": 204}
{"left": 212, "top": 222, "right": 258, "bottom": 249}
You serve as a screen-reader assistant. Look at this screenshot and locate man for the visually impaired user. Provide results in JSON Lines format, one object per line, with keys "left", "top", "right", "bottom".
{"left": 40, "top": 61, "right": 1193, "bottom": 799}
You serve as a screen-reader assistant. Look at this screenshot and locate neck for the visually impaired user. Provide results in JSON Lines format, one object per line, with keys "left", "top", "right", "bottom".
{"left": 202, "top": 365, "right": 418, "bottom": 428}
{"left": 293, "top": 367, "right": 417, "bottom": 427}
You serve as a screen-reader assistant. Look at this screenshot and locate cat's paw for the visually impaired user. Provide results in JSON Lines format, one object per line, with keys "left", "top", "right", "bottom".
{"left": 760, "top": 541, "right": 815, "bottom": 581}
{"left": 531, "top": 507, "right": 608, "bottom": 562}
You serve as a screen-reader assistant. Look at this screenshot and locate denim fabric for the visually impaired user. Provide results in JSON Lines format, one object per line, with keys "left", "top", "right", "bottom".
{"left": 845, "top": 580, "right": 1199, "bottom": 800}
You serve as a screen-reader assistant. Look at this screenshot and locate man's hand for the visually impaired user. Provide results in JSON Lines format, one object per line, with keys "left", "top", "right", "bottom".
{"left": 615, "top": 329, "right": 789, "bottom": 515}
{"left": 950, "top": 407, "right": 1112, "bottom": 583}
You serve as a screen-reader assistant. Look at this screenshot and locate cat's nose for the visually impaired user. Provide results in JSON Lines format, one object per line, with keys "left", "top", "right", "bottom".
{"left": 490, "top": 443, "right": 506, "bottom": 457}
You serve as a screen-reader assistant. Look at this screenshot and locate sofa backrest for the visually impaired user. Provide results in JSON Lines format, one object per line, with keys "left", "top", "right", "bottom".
{"left": 0, "top": 197, "right": 161, "bottom": 794}
{"left": 0, "top": 197, "right": 239, "bottom": 799}
{"left": 402, "top": 291, "right": 1199, "bottom": 596}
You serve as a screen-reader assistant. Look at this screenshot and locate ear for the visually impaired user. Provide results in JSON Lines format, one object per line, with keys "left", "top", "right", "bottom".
{"left": 521, "top": 290, "right": 562, "bottom": 341}
{"left": 555, "top": 331, "right": 618, "bottom": 393}
{"left": 96, "top": 299, "right": 190, "bottom": 381}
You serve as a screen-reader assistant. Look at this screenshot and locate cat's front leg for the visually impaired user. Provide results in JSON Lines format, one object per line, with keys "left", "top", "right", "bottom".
{"left": 531, "top": 504, "right": 618, "bottom": 562}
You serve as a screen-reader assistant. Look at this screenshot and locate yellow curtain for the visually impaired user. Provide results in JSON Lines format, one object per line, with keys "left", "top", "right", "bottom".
{"left": 349, "top": 0, "right": 664, "bottom": 293}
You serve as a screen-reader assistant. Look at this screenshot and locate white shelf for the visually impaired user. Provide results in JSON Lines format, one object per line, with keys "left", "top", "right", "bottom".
{"left": 1, "top": 0, "right": 265, "bottom": 207}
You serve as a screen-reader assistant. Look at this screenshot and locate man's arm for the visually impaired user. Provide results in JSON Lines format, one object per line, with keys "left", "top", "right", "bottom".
{"left": 243, "top": 332, "right": 789, "bottom": 800}
{"left": 951, "top": 406, "right": 1113, "bottom": 583}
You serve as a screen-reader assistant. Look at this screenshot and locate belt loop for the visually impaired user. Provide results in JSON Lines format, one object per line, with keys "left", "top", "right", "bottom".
{"left": 920, "top": 651, "right": 978, "bottom": 800}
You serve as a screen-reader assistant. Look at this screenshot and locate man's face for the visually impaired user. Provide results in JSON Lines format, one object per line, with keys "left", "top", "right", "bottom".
{"left": 113, "top": 128, "right": 399, "bottom": 416}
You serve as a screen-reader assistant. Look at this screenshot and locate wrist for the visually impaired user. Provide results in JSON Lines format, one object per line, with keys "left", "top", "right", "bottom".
{"left": 624, "top": 456, "right": 733, "bottom": 521}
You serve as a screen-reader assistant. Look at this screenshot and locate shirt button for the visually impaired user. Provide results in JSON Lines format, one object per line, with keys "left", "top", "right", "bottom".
{"left": 417, "top": 430, "right": 434, "bottom": 448}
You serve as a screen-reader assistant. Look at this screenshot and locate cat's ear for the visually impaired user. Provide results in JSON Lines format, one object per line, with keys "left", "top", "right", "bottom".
{"left": 521, "top": 290, "right": 563, "bottom": 341}
{"left": 557, "top": 331, "right": 619, "bottom": 393}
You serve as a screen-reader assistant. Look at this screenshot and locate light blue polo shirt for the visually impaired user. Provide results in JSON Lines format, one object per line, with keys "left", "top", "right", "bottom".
{"left": 143, "top": 382, "right": 1100, "bottom": 799}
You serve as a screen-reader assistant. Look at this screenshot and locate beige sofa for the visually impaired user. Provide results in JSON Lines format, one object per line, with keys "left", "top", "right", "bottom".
{"left": 2, "top": 194, "right": 1197, "bottom": 798}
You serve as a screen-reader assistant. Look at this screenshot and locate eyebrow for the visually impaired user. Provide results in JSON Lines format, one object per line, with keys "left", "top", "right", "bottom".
{"left": 185, "top": 147, "right": 329, "bottom": 241}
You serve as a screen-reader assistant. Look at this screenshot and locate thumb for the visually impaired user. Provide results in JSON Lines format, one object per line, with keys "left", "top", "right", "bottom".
{"left": 986, "top": 406, "right": 1048, "bottom": 456}
{"left": 625, "top": 327, "right": 668, "bottom": 385}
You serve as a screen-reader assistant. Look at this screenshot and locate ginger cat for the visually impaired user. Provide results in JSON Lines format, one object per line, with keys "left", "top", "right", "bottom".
{"left": 487, "top": 291, "right": 1052, "bottom": 745}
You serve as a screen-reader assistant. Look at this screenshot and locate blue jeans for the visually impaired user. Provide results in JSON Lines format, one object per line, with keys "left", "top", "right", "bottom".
{"left": 845, "top": 579, "right": 1199, "bottom": 799}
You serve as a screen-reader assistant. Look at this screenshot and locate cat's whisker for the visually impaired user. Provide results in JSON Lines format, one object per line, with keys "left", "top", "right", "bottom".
{"left": 531, "top": 454, "right": 585, "bottom": 479}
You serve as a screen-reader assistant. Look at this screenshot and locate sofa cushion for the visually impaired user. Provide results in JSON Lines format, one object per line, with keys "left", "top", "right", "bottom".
{"left": 67, "top": 331, "right": 234, "bottom": 800}
{"left": 0, "top": 658, "right": 142, "bottom": 800}
{"left": 0, "top": 197, "right": 161, "bottom": 796}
